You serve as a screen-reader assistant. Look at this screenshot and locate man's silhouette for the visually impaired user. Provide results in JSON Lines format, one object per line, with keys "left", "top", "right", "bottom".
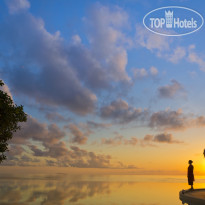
{"left": 187, "top": 160, "right": 194, "bottom": 190}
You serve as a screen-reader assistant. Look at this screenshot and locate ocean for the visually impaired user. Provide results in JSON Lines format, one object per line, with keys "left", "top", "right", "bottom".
{"left": 1, "top": 173, "right": 205, "bottom": 205}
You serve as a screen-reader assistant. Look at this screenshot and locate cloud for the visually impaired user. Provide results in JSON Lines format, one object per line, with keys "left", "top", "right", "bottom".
{"left": 141, "top": 133, "right": 183, "bottom": 145}
{"left": 40, "top": 145, "right": 113, "bottom": 168}
{"left": 12, "top": 116, "right": 48, "bottom": 144}
{"left": 68, "top": 146, "right": 112, "bottom": 168}
{"left": 0, "top": 3, "right": 135, "bottom": 115}
{"left": 45, "top": 112, "right": 71, "bottom": 123}
{"left": 4, "top": 116, "right": 132, "bottom": 168}
{"left": 5, "top": 145, "right": 25, "bottom": 163}
{"left": 86, "top": 121, "right": 112, "bottom": 129}
{"left": 0, "top": 80, "right": 13, "bottom": 100}
{"left": 124, "top": 137, "right": 138, "bottom": 145}
{"left": 64, "top": 121, "right": 111, "bottom": 144}
{"left": 187, "top": 45, "right": 205, "bottom": 72}
{"left": 3, "top": 144, "right": 41, "bottom": 166}
{"left": 143, "top": 134, "right": 153, "bottom": 141}
{"left": 101, "top": 132, "right": 181, "bottom": 147}
{"left": 71, "top": 34, "right": 82, "bottom": 44}
{"left": 1, "top": 11, "right": 97, "bottom": 115}
{"left": 150, "top": 66, "right": 158, "bottom": 76}
{"left": 158, "top": 80, "right": 184, "bottom": 98}
{"left": 136, "top": 25, "right": 170, "bottom": 55}
{"left": 195, "top": 116, "right": 205, "bottom": 127}
{"left": 11, "top": 116, "right": 65, "bottom": 144}
{"left": 133, "top": 68, "right": 148, "bottom": 79}
{"left": 68, "top": 124, "right": 88, "bottom": 145}
{"left": 101, "top": 135, "right": 123, "bottom": 146}
{"left": 8, "top": 115, "right": 71, "bottom": 161}
{"left": 29, "top": 142, "right": 70, "bottom": 159}
{"left": 86, "top": 3, "right": 131, "bottom": 83}
{"left": 101, "top": 133, "right": 138, "bottom": 146}
{"left": 133, "top": 66, "right": 158, "bottom": 79}
{"left": 168, "top": 46, "right": 186, "bottom": 63}
{"left": 100, "top": 99, "right": 147, "bottom": 123}
{"left": 149, "top": 109, "right": 188, "bottom": 131}
{"left": 136, "top": 26, "right": 187, "bottom": 64}
{"left": 6, "top": 0, "right": 30, "bottom": 14}
{"left": 153, "top": 133, "right": 182, "bottom": 144}
{"left": 66, "top": 44, "right": 110, "bottom": 90}
{"left": 149, "top": 108, "right": 205, "bottom": 131}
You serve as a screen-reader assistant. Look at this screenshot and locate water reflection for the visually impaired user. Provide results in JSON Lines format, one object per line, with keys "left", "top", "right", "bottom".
{"left": 0, "top": 174, "right": 111, "bottom": 205}
{"left": 0, "top": 174, "right": 200, "bottom": 205}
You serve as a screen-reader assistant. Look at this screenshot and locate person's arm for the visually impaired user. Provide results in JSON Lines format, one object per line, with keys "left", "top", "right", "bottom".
{"left": 193, "top": 166, "right": 195, "bottom": 181}
{"left": 187, "top": 167, "right": 189, "bottom": 177}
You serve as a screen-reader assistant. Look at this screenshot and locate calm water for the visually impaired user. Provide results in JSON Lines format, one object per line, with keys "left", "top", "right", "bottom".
{"left": 1, "top": 174, "right": 205, "bottom": 205}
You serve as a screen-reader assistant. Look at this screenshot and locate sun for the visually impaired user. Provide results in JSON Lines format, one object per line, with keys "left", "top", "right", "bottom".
{"left": 197, "top": 158, "right": 205, "bottom": 175}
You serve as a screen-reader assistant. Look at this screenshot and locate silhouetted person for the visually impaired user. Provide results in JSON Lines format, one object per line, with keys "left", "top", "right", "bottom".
{"left": 187, "top": 160, "right": 194, "bottom": 190}
{"left": 203, "top": 149, "right": 205, "bottom": 158}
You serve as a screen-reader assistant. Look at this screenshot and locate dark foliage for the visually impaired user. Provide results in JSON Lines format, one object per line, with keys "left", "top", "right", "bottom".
{"left": 0, "top": 80, "right": 27, "bottom": 163}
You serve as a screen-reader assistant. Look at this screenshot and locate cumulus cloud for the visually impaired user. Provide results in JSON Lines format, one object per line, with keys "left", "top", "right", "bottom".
{"left": 36, "top": 145, "right": 113, "bottom": 168}
{"left": 6, "top": 0, "right": 30, "bottom": 14}
{"left": 69, "top": 146, "right": 111, "bottom": 168}
{"left": 143, "top": 134, "right": 153, "bottom": 142}
{"left": 168, "top": 46, "right": 186, "bottom": 63}
{"left": 11, "top": 116, "right": 65, "bottom": 144}
{"left": 66, "top": 44, "right": 110, "bottom": 90}
{"left": 142, "top": 133, "right": 182, "bottom": 144}
{"left": 101, "top": 133, "right": 138, "bottom": 146}
{"left": 5, "top": 144, "right": 25, "bottom": 163}
{"left": 149, "top": 109, "right": 188, "bottom": 131}
{"left": 153, "top": 133, "right": 182, "bottom": 144}
{"left": 86, "top": 121, "right": 112, "bottom": 129}
{"left": 136, "top": 26, "right": 188, "bottom": 64}
{"left": 195, "top": 116, "right": 205, "bottom": 125}
{"left": 100, "top": 99, "right": 147, "bottom": 123}
{"left": 86, "top": 3, "right": 131, "bottom": 82}
{"left": 68, "top": 124, "right": 88, "bottom": 145}
{"left": 71, "top": 34, "right": 82, "bottom": 44}
{"left": 29, "top": 142, "right": 70, "bottom": 159}
{"left": 1, "top": 3, "right": 133, "bottom": 115}
{"left": 3, "top": 144, "right": 41, "bottom": 166}
{"left": 148, "top": 108, "right": 205, "bottom": 131}
{"left": 133, "top": 68, "right": 148, "bottom": 79}
{"left": 101, "top": 132, "right": 181, "bottom": 147}
{"left": 4, "top": 116, "right": 132, "bottom": 168}
{"left": 150, "top": 66, "right": 158, "bottom": 76}
{"left": 45, "top": 112, "right": 71, "bottom": 123}
{"left": 187, "top": 45, "right": 205, "bottom": 72}
{"left": 100, "top": 100, "right": 205, "bottom": 131}
{"left": 158, "top": 80, "right": 184, "bottom": 98}
{"left": 136, "top": 29, "right": 205, "bottom": 71}
{"left": 123, "top": 137, "right": 138, "bottom": 145}
{"left": 136, "top": 25, "right": 170, "bottom": 55}
{"left": 133, "top": 66, "right": 158, "bottom": 79}
{"left": 1, "top": 12, "right": 97, "bottom": 115}
{"left": 102, "top": 135, "right": 123, "bottom": 146}
{"left": 7, "top": 116, "right": 70, "bottom": 162}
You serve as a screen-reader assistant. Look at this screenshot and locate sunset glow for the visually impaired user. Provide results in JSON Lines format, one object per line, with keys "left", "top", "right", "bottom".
{"left": 1, "top": 0, "right": 205, "bottom": 177}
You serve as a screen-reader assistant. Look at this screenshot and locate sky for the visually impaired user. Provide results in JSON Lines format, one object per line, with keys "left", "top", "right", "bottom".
{"left": 1, "top": 0, "right": 205, "bottom": 175}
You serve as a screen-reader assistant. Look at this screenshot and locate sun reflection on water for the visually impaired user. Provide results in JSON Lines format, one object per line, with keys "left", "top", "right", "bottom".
{"left": 0, "top": 173, "right": 197, "bottom": 205}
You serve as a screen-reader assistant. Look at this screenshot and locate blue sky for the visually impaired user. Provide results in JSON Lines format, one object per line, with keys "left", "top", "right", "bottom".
{"left": 1, "top": 0, "right": 205, "bottom": 173}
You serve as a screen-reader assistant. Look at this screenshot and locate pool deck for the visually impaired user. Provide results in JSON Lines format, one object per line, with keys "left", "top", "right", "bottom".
{"left": 179, "top": 189, "right": 205, "bottom": 204}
